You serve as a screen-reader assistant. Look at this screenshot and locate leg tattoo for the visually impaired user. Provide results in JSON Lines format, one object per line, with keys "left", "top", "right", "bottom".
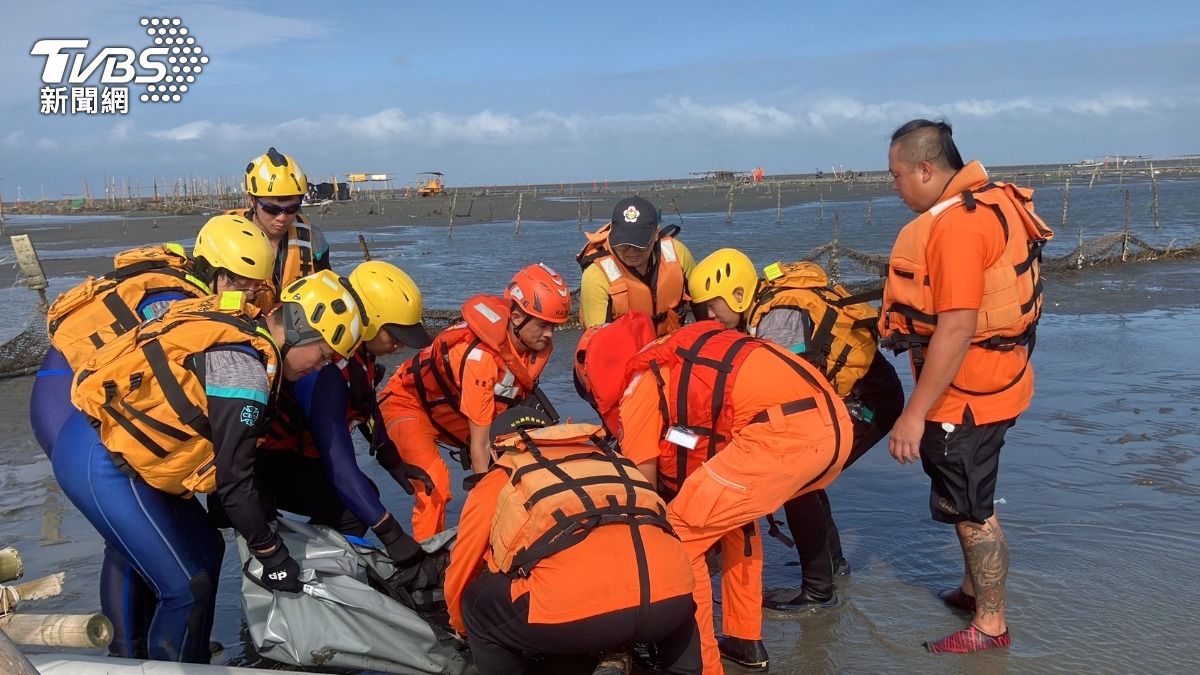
{"left": 958, "top": 518, "right": 1008, "bottom": 619}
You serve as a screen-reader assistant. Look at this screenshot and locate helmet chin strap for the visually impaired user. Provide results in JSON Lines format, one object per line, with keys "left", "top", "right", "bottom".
{"left": 511, "top": 303, "right": 533, "bottom": 337}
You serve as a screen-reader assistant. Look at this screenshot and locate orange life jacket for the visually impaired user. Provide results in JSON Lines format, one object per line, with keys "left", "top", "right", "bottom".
{"left": 488, "top": 423, "right": 672, "bottom": 577}
{"left": 745, "top": 261, "right": 880, "bottom": 397}
{"left": 46, "top": 243, "right": 210, "bottom": 370}
{"left": 226, "top": 208, "right": 317, "bottom": 301}
{"left": 573, "top": 311, "right": 657, "bottom": 432}
{"left": 879, "top": 181, "right": 1054, "bottom": 355}
{"left": 627, "top": 321, "right": 844, "bottom": 496}
{"left": 576, "top": 224, "right": 686, "bottom": 336}
{"left": 71, "top": 292, "right": 280, "bottom": 496}
{"left": 400, "top": 295, "right": 549, "bottom": 450}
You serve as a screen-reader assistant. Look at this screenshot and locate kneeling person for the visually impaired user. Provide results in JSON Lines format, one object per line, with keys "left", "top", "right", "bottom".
{"left": 445, "top": 409, "right": 701, "bottom": 675}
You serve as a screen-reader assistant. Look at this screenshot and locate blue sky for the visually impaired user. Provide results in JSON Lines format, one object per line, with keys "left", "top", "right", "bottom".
{"left": 2, "top": 1, "right": 1198, "bottom": 198}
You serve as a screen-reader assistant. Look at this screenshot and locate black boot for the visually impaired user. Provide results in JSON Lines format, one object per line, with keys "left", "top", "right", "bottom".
{"left": 717, "top": 636, "right": 769, "bottom": 670}
{"left": 763, "top": 585, "right": 840, "bottom": 613}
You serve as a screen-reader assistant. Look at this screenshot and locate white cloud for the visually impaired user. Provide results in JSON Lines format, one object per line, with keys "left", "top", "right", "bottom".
{"left": 2, "top": 131, "right": 24, "bottom": 147}
{"left": 34, "top": 138, "right": 59, "bottom": 150}
{"left": 1064, "top": 95, "right": 1151, "bottom": 115}
{"left": 129, "top": 91, "right": 1185, "bottom": 150}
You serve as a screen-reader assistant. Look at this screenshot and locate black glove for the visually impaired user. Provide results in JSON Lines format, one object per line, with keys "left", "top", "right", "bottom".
{"left": 386, "top": 462, "right": 435, "bottom": 496}
{"left": 389, "top": 548, "right": 450, "bottom": 592}
{"left": 255, "top": 544, "right": 303, "bottom": 593}
{"left": 374, "top": 513, "right": 424, "bottom": 567}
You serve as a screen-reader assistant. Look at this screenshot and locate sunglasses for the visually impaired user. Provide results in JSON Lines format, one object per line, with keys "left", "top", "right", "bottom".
{"left": 255, "top": 197, "right": 303, "bottom": 216}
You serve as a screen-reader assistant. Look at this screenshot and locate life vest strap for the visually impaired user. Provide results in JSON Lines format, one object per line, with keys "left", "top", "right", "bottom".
{"left": 102, "top": 289, "right": 143, "bottom": 334}
{"left": 759, "top": 344, "right": 845, "bottom": 493}
{"left": 142, "top": 340, "right": 212, "bottom": 439}
{"left": 749, "top": 396, "right": 818, "bottom": 425}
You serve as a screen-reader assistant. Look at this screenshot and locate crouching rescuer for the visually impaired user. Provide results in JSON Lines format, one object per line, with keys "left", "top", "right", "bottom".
{"left": 444, "top": 408, "right": 703, "bottom": 675}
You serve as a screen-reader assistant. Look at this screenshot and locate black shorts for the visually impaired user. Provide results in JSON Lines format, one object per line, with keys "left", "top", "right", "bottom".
{"left": 919, "top": 408, "right": 1014, "bottom": 524}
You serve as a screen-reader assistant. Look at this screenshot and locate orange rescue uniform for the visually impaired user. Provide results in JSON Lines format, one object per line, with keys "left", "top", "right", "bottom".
{"left": 620, "top": 323, "right": 853, "bottom": 675}
{"left": 444, "top": 425, "right": 693, "bottom": 635}
{"left": 378, "top": 296, "right": 550, "bottom": 540}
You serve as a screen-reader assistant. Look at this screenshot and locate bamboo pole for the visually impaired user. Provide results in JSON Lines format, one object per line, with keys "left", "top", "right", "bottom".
{"left": 0, "top": 629, "right": 39, "bottom": 675}
{"left": 357, "top": 235, "right": 371, "bottom": 261}
{"left": 514, "top": 192, "right": 523, "bottom": 235}
{"left": 670, "top": 198, "right": 684, "bottom": 228}
{"left": 1122, "top": 189, "right": 1131, "bottom": 262}
{"left": 1060, "top": 177, "right": 1070, "bottom": 228}
{"left": 1075, "top": 212, "right": 1086, "bottom": 269}
{"left": 819, "top": 194, "right": 825, "bottom": 228}
{"left": 829, "top": 210, "right": 841, "bottom": 282}
{"left": 866, "top": 198, "right": 873, "bottom": 226}
{"left": 447, "top": 192, "right": 459, "bottom": 238}
{"left": 0, "top": 613, "right": 113, "bottom": 649}
{"left": 1089, "top": 165, "right": 1100, "bottom": 190}
{"left": 0, "top": 549, "right": 21, "bottom": 583}
{"left": 775, "top": 184, "right": 782, "bottom": 225}
{"left": 725, "top": 187, "right": 734, "bottom": 224}
{"left": 1150, "top": 161, "right": 1160, "bottom": 229}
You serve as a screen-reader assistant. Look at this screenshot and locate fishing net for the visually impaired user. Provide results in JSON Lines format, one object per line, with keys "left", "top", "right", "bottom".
{"left": 2, "top": 236, "right": 1197, "bottom": 379}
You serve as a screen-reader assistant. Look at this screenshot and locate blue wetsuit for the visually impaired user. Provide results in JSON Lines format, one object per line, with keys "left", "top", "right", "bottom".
{"left": 53, "top": 345, "right": 273, "bottom": 663}
{"left": 292, "top": 360, "right": 388, "bottom": 527}
{"left": 31, "top": 290, "right": 189, "bottom": 457}
{"left": 31, "top": 289, "right": 189, "bottom": 658}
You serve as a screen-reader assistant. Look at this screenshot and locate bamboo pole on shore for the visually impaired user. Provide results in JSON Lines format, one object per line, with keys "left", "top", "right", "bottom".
{"left": 514, "top": 192, "right": 523, "bottom": 235}
{"left": 1089, "top": 165, "right": 1100, "bottom": 190}
{"left": 776, "top": 184, "right": 782, "bottom": 225}
{"left": 1061, "top": 177, "right": 1070, "bottom": 229}
{"left": 1122, "top": 190, "right": 1131, "bottom": 262}
{"left": 726, "top": 187, "right": 734, "bottom": 224}
{"left": 829, "top": 211, "right": 841, "bottom": 282}
{"left": 1, "top": 613, "right": 113, "bottom": 649}
{"left": 447, "top": 192, "right": 458, "bottom": 239}
{"left": 358, "top": 235, "right": 371, "bottom": 261}
{"left": 0, "top": 549, "right": 21, "bottom": 583}
{"left": 1150, "top": 161, "right": 1160, "bottom": 229}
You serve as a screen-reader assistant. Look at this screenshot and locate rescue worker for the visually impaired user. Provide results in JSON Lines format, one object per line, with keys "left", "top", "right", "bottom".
{"left": 577, "top": 196, "right": 696, "bottom": 336}
{"left": 51, "top": 269, "right": 364, "bottom": 663}
{"left": 31, "top": 215, "right": 274, "bottom": 659}
{"left": 259, "top": 260, "right": 436, "bottom": 567}
{"left": 234, "top": 147, "right": 331, "bottom": 301}
{"left": 578, "top": 321, "right": 853, "bottom": 674}
{"left": 881, "top": 119, "right": 1052, "bottom": 652}
{"left": 444, "top": 407, "right": 702, "bottom": 675}
{"left": 687, "top": 249, "right": 904, "bottom": 612}
{"left": 378, "top": 264, "right": 571, "bottom": 540}
{"left": 33, "top": 213, "right": 274, "bottom": 455}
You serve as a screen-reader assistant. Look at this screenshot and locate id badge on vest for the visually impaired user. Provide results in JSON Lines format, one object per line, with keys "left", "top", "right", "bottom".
{"left": 665, "top": 426, "right": 700, "bottom": 450}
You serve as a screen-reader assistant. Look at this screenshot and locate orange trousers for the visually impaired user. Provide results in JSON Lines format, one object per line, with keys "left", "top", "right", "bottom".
{"left": 667, "top": 418, "right": 847, "bottom": 675}
{"left": 380, "top": 390, "right": 454, "bottom": 542}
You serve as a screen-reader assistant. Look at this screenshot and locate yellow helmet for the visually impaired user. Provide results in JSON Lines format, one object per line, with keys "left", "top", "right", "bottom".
{"left": 192, "top": 214, "right": 275, "bottom": 281}
{"left": 244, "top": 147, "right": 308, "bottom": 197}
{"left": 278, "top": 270, "right": 365, "bottom": 358}
{"left": 348, "top": 261, "right": 433, "bottom": 346}
{"left": 688, "top": 248, "right": 758, "bottom": 314}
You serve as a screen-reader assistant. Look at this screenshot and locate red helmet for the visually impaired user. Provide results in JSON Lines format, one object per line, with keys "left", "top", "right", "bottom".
{"left": 506, "top": 263, "right": 571, "bottom": 324}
